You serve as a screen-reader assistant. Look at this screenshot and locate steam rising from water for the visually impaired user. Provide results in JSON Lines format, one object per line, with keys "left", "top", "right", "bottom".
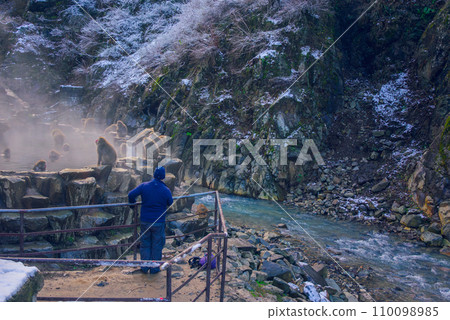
{"left": 0, "top": 88, "right": 111, "bottom": 172}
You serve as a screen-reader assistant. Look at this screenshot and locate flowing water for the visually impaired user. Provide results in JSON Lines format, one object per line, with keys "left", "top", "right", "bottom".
{"left": 195, "top": 190, "right": 450, "bottom": 302}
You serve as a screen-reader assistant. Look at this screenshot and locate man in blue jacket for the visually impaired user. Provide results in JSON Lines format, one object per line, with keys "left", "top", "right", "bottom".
{"left": 128, "top": 167, "right": 173, "bottom": 274}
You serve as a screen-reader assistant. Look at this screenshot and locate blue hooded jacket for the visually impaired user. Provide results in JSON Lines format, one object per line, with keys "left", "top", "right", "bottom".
{"left": 128, "top": 167, "right": 173, "bottom": 223}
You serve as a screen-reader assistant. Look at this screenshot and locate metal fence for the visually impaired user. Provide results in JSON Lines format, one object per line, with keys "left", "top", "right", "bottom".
{"left": 0, "top": 190, "right": 228, "bottom": 302}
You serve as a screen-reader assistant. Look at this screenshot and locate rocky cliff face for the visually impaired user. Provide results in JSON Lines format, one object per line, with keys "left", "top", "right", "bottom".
{"left": 0, "top": 0, "right": 448, "bottom": 245}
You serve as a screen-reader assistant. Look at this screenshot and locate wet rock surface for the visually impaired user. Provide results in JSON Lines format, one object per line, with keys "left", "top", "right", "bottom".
{"left": 221, "top": 223, "right": 365, "bottom": 302}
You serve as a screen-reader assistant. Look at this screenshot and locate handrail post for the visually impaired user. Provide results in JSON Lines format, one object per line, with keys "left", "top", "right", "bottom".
{"left": 215, "top": 191, "right": 221, "bottom": 272}
{"left": 205, "top": 236, "right": 212, "bottom": 302}
{"left": 133, "top": 206, "right": 139, "bottom": 260}
{"left": 220, "top": 236, "right": 227, "bottom": 302}
{"left": 19, "top": 211, "right": 25, "bottom": 256}
{"left": 214, "top": 192, "right": 218, "bottom": 233}
{"left": 166, "top": 264, "right": 172, "bottom": 302}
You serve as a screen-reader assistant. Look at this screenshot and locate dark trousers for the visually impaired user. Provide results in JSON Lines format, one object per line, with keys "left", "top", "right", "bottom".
{"left": 140, "top": 222, "right": 165, "bottom": 273}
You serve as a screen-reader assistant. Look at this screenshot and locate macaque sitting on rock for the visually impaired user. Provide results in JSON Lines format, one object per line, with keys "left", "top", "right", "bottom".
{"left": 49, "top": 150, "right": 61, "bottom": 162}
{"left": 33, "top": 160, "right": 47, "bottom": 172}
{"left": 62, "top": 143, "right": 70, "bottom": 152}
{"left": 2, "top": 148, "right": 10, "bottom": 159}
{"left": 51, "top": 129, "right": 65, "bottom": 150}
{"left": 96, "top": 136, "right": 117, "bottom": 166}
{"left": 82, "top": 118, "right": 96, "bottom": 132}
{"left": 117, "top": 120, "right": 128, "bottom": 138}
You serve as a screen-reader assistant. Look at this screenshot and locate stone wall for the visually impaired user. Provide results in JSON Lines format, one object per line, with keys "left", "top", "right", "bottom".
{"left": 0, "top": 159, "right": 197, "bottom": 258}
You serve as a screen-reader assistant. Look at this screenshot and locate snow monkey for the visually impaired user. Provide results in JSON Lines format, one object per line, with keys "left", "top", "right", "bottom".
{"left": 49, "top": 150, "right": 61, "bottom": 162}
{"left": 51, "top": 129, "right": 65, "bottom": 150}
{"left": 104, "top": 123, "right": 118, "bottom": 136}
{"left": 117, "top": 120, "right": 128, "bottom": 138}
{"left": 62, "top": 143, "right": 70, "bottom": 152}
{"left": 96, "top": 136, "right": 117, "bottom": 166}
{"left": 33, "top": 160, "right": 47, "bottom": 172}
{"left": 2, "top": 148, "right": 10, "bottom": 159}
{"left": 0, "top": 121, "right": 10, "bottom": 150}
{"left": 82, "top": 118, "right": 96, "bottom": 132}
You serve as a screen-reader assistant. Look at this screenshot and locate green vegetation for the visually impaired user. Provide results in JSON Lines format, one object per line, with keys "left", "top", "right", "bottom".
{"left": 438, "top": 115, "right": 450, "bottom": 167}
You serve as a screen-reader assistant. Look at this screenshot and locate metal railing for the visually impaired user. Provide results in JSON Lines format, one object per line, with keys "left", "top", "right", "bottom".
{"left": 0, "top": 191, "right": 228, "bottom": 302}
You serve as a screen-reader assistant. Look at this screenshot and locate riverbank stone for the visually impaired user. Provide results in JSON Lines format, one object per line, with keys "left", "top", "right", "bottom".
{"left": 441, "top": 224, "right": 450, "bottom": 241}
{"left": 371, "top": 178, "right": 389, "bottom": 193}
{"left": 400, "top": 214, "right": 425, "bottom": 228}
{"left": 420, "top": 231, "right": 443, "bottom": 247}
{"left": 228, "top": 238, "right": 256, "bottom": 252}
{"left": 438, "top": 201, "right": 450, "bottom": 226}
{"left": 260, "top": 260, "right": 292, "bottom": 282}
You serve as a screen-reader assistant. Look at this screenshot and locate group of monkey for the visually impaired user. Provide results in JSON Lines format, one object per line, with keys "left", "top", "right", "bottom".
{"left": 0, "top": 118, "right": 128, "bottom": 172}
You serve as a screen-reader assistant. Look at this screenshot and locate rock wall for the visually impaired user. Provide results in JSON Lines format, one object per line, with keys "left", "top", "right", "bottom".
{"left": 0, "top": 159, "right": 195, "bottom": 258}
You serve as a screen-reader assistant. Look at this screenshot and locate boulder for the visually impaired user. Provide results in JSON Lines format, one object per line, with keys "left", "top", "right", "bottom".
{"left": 325, "top": 278, "right": 341, "bottom": 294}
{"left": 423, "top": 196, "right": 436, "bottom": 218}
{"left": 400, "top": 214, "right": 425, "bottom": 228}
{"left": 263, "top": 284, "right": 285, "bottom": 296}
{"left": 312, "top": 263, "right": 328, "bottom": 279}
{"left": 80, "top": 210, "right": 115, "bottom": 229}
{"left": 272, "top": 277, "right": 291, "bottom": 293}
{"left": 104, "top": 232, "right": 133, "bottom": 258}
{"left": 298, "top": 263, "right": 327, "bottom": 287}
{"left": 260, "top": 260, "right": 292, "bottom": 282}
{"left": 168, "top": 195, "right": 194, "bottom": 213}
{"left": 191, "top": 203, "right": 209, "bottom": 218}
{"left": 46, "top": 210, "right": 75, "bottom": 244}
{"left": 59, "top": 168, "right": 94, "bottom": 182}
{"left": 438, "top": 201, "right": 450, "bottom": 226}
{"left": 371, "top": 178, "right": 389, "bottom": 193}
{"left": 34, "top": 174, "right": 64, "bottom": 204}
{"left": 90, "top": 165, "right": 113, "bottom": 186}
{"left": 163, "top": 173, "right": 176, "bottom": 193}
{"left": 0, "top": 212, "right": 21, "bottom": 232}
{"left": 0, "top": 240, "right": 53, "bottom": 255}
{"left": 24, "top": 213, "right": 49, "bottom": 232}
{"left": 160, "top": 158, "right": 183, "bottom": 179}
{"left": 106, "top": 168, "right": 131, "bottom": 193}
{"left": 263, "top": 231, "right": 281, "bottom": 242}
{"left": 228, "top": 238, "right": 257, "bottom": 252}
{"left": 251, "top": 270, "right": 268, "bottom": 282}
{"left": 0, "top": 212, "right": 48, "bottom": 233}
{"left": 428, "top": 222, "right": 442, "bottom": 234}
{"left": 440, "top": 246, "right": 450, "bottom": 257}
{"left": 0, "top": 176, "right": 27, "bottom": 208}
{"left": 306, "top": 183, "right": 321, "bottom": 195}
{"left": 168, "top": 215, "right": 208, "bottom": 237}
{"left": 420, "top": 231, "right": 443, "bottom": 247}
{"left": 103, "top": 193, "right": 133, "bottom": 225}
{"left": 21, "top": 194, "right": 49, "bottom": 209}
{"left": 61, "top": 235, "right": 102, "bottom": 259}
{"left": 391, "top": 201, "right": 407, "bottom": 214}
{"left": 66, "top": 177, "right": 97, "bottom": 207}
{"left": 441, "top": 224, "right": 450, "bottom": 241}
{"left": 0, "top": 259, "right": 44, "bottom": 302}
{"left": 129, "top": 174, "right": 142, "bottom": 190}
